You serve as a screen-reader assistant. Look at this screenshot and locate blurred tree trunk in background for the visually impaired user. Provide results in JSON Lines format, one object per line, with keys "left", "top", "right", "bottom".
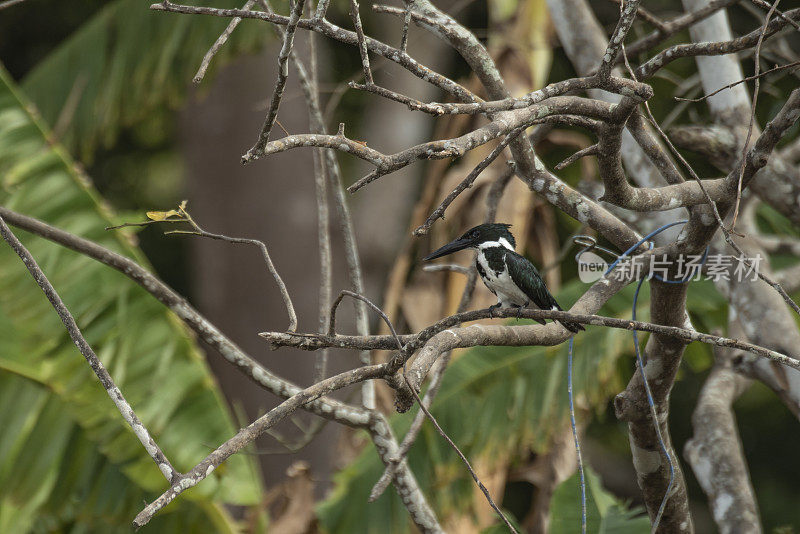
{"left": 179, "top": 45, "right": 345, "bottom": 487}
{"left": 178, "top": 22, "right": 453, "bottom": 488}
{"left": 354, "top": 9, "right": 457, "bottom": 297}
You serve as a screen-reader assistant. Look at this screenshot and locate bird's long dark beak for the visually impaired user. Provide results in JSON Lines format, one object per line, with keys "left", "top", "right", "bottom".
{"left": 423, "top": 237, "right": 473, "bottom": 261}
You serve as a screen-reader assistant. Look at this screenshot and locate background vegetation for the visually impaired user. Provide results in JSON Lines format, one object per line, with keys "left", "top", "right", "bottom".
{"left": 0, "top": 0, "right": 798, "bottom": 532}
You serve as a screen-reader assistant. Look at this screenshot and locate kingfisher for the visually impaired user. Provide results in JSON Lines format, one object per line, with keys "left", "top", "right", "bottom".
{"left": 424, "top": 223, "right": 584, "bottom": 334}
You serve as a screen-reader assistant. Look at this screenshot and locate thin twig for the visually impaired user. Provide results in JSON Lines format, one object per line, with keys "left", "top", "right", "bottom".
{"left": 730, "top": 0, "right": 780, "bottom": 232}
{"left": 404, "top": 377, "right": 519, "bottom": 533}
{"left": 606, "top": 0, "right": 666, "bottom": 31}
{"left": 194, "top": 0, "right": 257, "bottom": 83}
{"left": 242, "top": 0, "right": 307, "bottom": 163}
{"left": 0, "top": 215, "right": 179, "bottom": 484}
{"left": 414, "top": 127, "right": 525, "bottom": 236}
{"left": 155, "top": 207, "right": 299, "bottom": 332}
{"left": 264, "top": 417, "right": 328, "bottom": 453}
{"left": 674, "top": 60, "right": 800, "bottom": 102}
{"left": 749, "top": 0, "right": 800, "bottom": 31}
{"left": 349, "top": 0, "right": 374, "bottom": 84}
{"left": 555, "top": 144, "right": 599, "bottom": 170}
{"left": 400, "top": 0, "right": 414, "bottom": 53}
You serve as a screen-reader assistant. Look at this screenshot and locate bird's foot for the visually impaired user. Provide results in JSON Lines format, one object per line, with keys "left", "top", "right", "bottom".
{"left": 488, "top": 303, "right": 501, "bottom": 318}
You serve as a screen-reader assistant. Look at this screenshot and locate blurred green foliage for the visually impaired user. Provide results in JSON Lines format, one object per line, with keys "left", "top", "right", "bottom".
{"left": 0, "top": 65, "right": 265, "bottom": 531}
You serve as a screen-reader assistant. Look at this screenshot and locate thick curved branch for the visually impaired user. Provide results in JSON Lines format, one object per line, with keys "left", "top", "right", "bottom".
{"left": 685, "top": 325, "right": 761, "bottom": 533}
{"left": 399, "top": 0, "right": 646, "bottom": 253}
{"left": 614, "top": 282, "right": 693, "bottom": 533}
{"left": 595, "top": 97, "right": 731, "bottom": 211}
{"left": 547, "top": 0, "right": 688, "bottom": 241}
{"left": 670, "top": 124, "right": 800, "bottom": 227}
{"left": 257, "top": 96, "right": 619, "bottom": 193}
{"left": 667, "top": 89, "right": 800, "bottom": 255}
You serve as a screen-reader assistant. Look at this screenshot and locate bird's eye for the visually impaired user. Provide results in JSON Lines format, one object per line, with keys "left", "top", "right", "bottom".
{"left": 471, "top": 230, "right": 479, "bottom": 238}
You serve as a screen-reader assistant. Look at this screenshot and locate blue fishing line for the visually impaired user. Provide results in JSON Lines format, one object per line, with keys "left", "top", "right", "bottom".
{"left": 605, "top": 220, "right": 689, "bottom": 275}
{"left": 567, "top": 336, "right": 586, "bottom": 534}
{"left": 598, "top": 220, "right": 707, "bottom": 531}
{"left": 569, "top": 219, "right": 709, "bottom": 532}
{"left": 632, "top": 276, "right": 674, "bottom": 530}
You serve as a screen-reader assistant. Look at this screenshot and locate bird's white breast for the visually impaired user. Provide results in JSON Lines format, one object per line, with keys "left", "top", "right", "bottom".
{"left": 476, "top": 251, "right": 529, "bottom": 307}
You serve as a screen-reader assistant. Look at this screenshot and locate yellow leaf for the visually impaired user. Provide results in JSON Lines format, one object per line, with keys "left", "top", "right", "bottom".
{"left": 146, "top": 211, "right": 168, "bottom": 221}
{"left": 146, "top": 209, "right": 180, "bottom": 221}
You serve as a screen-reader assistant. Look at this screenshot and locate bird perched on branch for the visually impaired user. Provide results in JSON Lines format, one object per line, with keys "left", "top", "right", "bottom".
{"left": 424, "top": 223, "right": 584, "bottom": 334}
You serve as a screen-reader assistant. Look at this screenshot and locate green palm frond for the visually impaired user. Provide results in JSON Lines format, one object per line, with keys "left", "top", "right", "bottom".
{"left": 21, "top": 0, "right": 273, "bottom": 162}
{"left": 0, "top": 64, "right": 263, "bottom": 532}
{"left": 550, "top": 469, "right": 650, "bottom": 533}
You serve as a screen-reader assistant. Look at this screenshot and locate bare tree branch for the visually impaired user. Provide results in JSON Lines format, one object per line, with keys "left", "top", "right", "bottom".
{"left": 348, "top": 0, "right": 373, "bottom": 84}
{"left": 623, "top": 0, "right": 739, "bottom": 58}
{"left": 635, "top": 9, "right": 800, "bottom": 80}
{"left": 597, "top": 0, "right": 641, "bottom": 78}
{"left": 150, "top": 1, "right": 478, "bottom": 102}
{"left": 0, "top": 215, "right": 179, "bottom": 484}
{"left": 614, "top": 282, "right": 693, "bottom": 533}
{"left": 685, "top": 325, "right": 762, "bottom": 533}
{"left": 243, "top": 0, "right": 307, "bottom": 162}
{"left": 193, "top": 0, "right": 257, "bottom": 83}
{"left": 133, "top": 362, "right": 387, "bottom": 528}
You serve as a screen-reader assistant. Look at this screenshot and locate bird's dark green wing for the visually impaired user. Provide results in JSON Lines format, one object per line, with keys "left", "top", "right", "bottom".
{"left": 505, "top": 251, "right": 559, "bottom": 310}
{"left": 505, "top": 251, "right": 585, "bottom": 333}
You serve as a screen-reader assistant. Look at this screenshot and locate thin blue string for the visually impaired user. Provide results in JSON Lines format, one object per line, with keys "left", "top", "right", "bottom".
{"left": 605, "top": 220, "right": 689, "bottom": 275}
{"left": 599, "top": 220, "right": 708, "bottom": 531}
{"left": 567, "top": 336, "right": 586, "bottom": 534}
{"left": 569, "top": 219, "right": 708, "bottom": 532}
{"left": 631, "top": 276, "right": 674, "bottom": 530}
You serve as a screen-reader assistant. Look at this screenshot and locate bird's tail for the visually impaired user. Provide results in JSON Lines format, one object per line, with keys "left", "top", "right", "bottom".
{"left": 559, "top": 318, "right": 585, "bottom": 334}
{"left": 552, "top": 303, "right": 584, "bottom": 334}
